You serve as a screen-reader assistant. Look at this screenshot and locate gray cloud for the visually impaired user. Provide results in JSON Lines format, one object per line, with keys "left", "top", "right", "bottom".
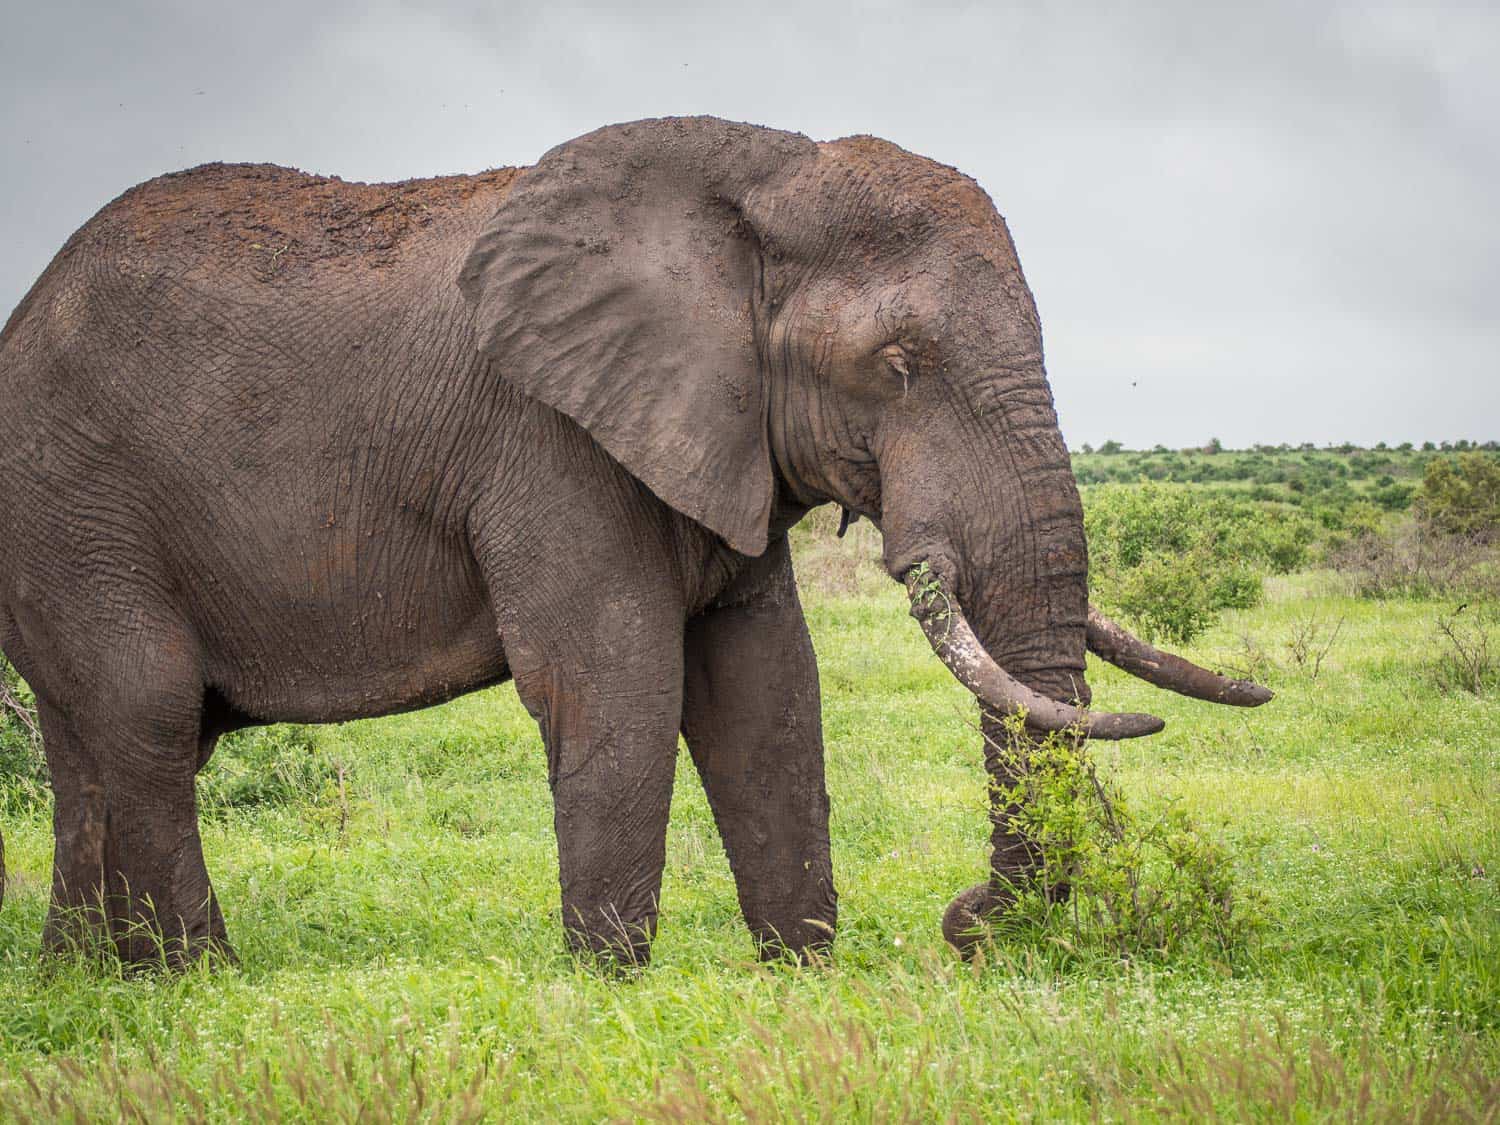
{"left": 3, "top": 0, "right": 1495, "bottom": 445}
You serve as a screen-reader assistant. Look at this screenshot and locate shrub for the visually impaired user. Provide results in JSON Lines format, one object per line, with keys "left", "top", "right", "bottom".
{"left": 1417, "top": 453, "right": 1500, "bottom": 537}
{"left": 1369, "top": 480, "right": 1414, "bottom": 512}
{"left": 1083, "top": 482, "right": 1315, "bottom": 643}
{"left": 971, "top": 717, "right": 1263, "bottom": 964}
{"left": 1103, "top": 552, "right": 1226, "bottom": 645}
{"left": 1433, "top": 606, "right": 1497, "bottom": 696}
{"left": 1330, "top": 521, "right": 1500, "bottom": 601}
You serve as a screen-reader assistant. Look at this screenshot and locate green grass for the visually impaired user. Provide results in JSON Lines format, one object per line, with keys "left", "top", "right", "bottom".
{"left": 1, "top": 544, "right": 1497, "bottom": 1118}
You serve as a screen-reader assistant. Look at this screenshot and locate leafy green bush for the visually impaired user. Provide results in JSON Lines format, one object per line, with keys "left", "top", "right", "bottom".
{"left": 1083, "top": 482, "right": 1315, "bottom": 643}
{"left": 1369, "top": 480, "right": 1414, "bottom": 512}
{"left": 974, "top": 717, "right": 1263, "bottom": 964}
{"left": 1099, "top": 553, "right": 1255, "bottom": 645}
{"left": 1418, "top": 453, "right": 1500, "bottom": 537}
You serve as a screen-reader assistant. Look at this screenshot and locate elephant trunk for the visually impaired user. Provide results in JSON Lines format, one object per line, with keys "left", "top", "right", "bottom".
{"left": 878, "top": 381, "right": 1111, "bottom": 949}
{"left": 876, "top": 373, "right": 1272, "bottom": 953}
{"left": 884, "top": 435, "right": 1102, "bottom": 952}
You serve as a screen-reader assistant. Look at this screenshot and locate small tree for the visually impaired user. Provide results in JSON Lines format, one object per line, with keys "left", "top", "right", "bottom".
{"left": 1418, "top": 453, "right": 1500, "bottom": 538}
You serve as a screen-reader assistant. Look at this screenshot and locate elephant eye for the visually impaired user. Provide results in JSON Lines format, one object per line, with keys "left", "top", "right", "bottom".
{"left": 880, "top": 344, "right": 911, "bottom": 379}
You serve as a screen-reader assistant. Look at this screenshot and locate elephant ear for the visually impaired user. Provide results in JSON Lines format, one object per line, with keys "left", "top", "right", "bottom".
{"left": 459, "top": 117, "right": 815, "bottom": 556}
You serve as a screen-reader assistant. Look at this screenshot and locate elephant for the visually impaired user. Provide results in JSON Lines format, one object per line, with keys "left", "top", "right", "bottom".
{"left": 0, "top": 116, "right": 1269, "bottom": 969}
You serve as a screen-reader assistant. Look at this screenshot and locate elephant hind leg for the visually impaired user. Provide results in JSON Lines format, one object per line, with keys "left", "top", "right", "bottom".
{"left": 33, "top": 613, "right": 230, "bottom": 970}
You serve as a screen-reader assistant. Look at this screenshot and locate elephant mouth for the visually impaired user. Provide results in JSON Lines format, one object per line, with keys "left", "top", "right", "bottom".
{"left": 903, "top": 564, "right": 1271, "bottom": 740}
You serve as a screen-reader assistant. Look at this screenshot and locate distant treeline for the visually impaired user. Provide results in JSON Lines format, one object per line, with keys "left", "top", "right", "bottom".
{"left": 1077, "top": 440, "right": 1498, "bottom": 456}
{"left": 1071, "top": 441, "right": 1500, "bottom": 520}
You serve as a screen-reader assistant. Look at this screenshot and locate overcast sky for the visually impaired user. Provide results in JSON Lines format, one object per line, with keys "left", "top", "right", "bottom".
{"left": 2, "top": 0, "right": 1495, "bottom": 447}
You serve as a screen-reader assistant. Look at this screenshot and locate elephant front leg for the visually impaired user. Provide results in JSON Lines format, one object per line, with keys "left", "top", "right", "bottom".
{"left": 681, "top": 538, "right": 837, "bottom": 961}
{"left": 508, "top": 624, "right": 685, "bottom": 971}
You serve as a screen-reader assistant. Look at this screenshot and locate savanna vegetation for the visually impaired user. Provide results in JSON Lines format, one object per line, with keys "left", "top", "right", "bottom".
{"left": 1, "top": 445, "right": 1496, "bottom": 1120}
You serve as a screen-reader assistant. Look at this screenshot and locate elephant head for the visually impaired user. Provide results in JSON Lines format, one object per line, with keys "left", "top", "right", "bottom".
{"left": 460, "top": 117, "right": 1269, "bottom": 944}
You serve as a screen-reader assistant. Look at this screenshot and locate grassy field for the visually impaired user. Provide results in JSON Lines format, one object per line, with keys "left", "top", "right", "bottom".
{"left": 1, "top": 514, "right": 1497, "bottom": 1120}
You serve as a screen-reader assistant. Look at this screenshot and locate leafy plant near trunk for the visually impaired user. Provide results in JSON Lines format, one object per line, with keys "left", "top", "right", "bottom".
{"left": 980, "top": 714, "right": 1264, "bottom": 965}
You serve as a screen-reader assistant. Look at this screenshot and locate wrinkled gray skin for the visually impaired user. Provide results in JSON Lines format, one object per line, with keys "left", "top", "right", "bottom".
{"left": 0, "top": 117, "right": 1265, "bottom": 968}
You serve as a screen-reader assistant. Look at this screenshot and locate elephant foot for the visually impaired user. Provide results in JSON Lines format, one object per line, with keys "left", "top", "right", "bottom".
{"left": 43, "top": 913, "right": 236, "bottom": 973}
{"left": 42, "top": 884, "right": 235, "bottom": 973}
{"left": 752, "top": 929, "right": 835, "bottom": 967}
{"left": 563, "top": 912, "right": 655, "bottom": 977}
{"left": 746, "top": 909, "right": 837, "bottom": 966}
{"left": 941, "top": 882, "right": 1011, "bottom": 958}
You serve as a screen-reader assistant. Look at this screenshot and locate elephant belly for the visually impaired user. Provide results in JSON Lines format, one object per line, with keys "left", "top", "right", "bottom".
{"left": 185, "top": 532, "right": 510, "bottom": 725}
{"left": 220, "top": 614, "right": 510, "bottom": 725}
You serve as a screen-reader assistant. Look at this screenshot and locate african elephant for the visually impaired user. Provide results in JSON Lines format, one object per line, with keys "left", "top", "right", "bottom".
{"left": 0, "top": 116, "right": 1268, "bottom": 969}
